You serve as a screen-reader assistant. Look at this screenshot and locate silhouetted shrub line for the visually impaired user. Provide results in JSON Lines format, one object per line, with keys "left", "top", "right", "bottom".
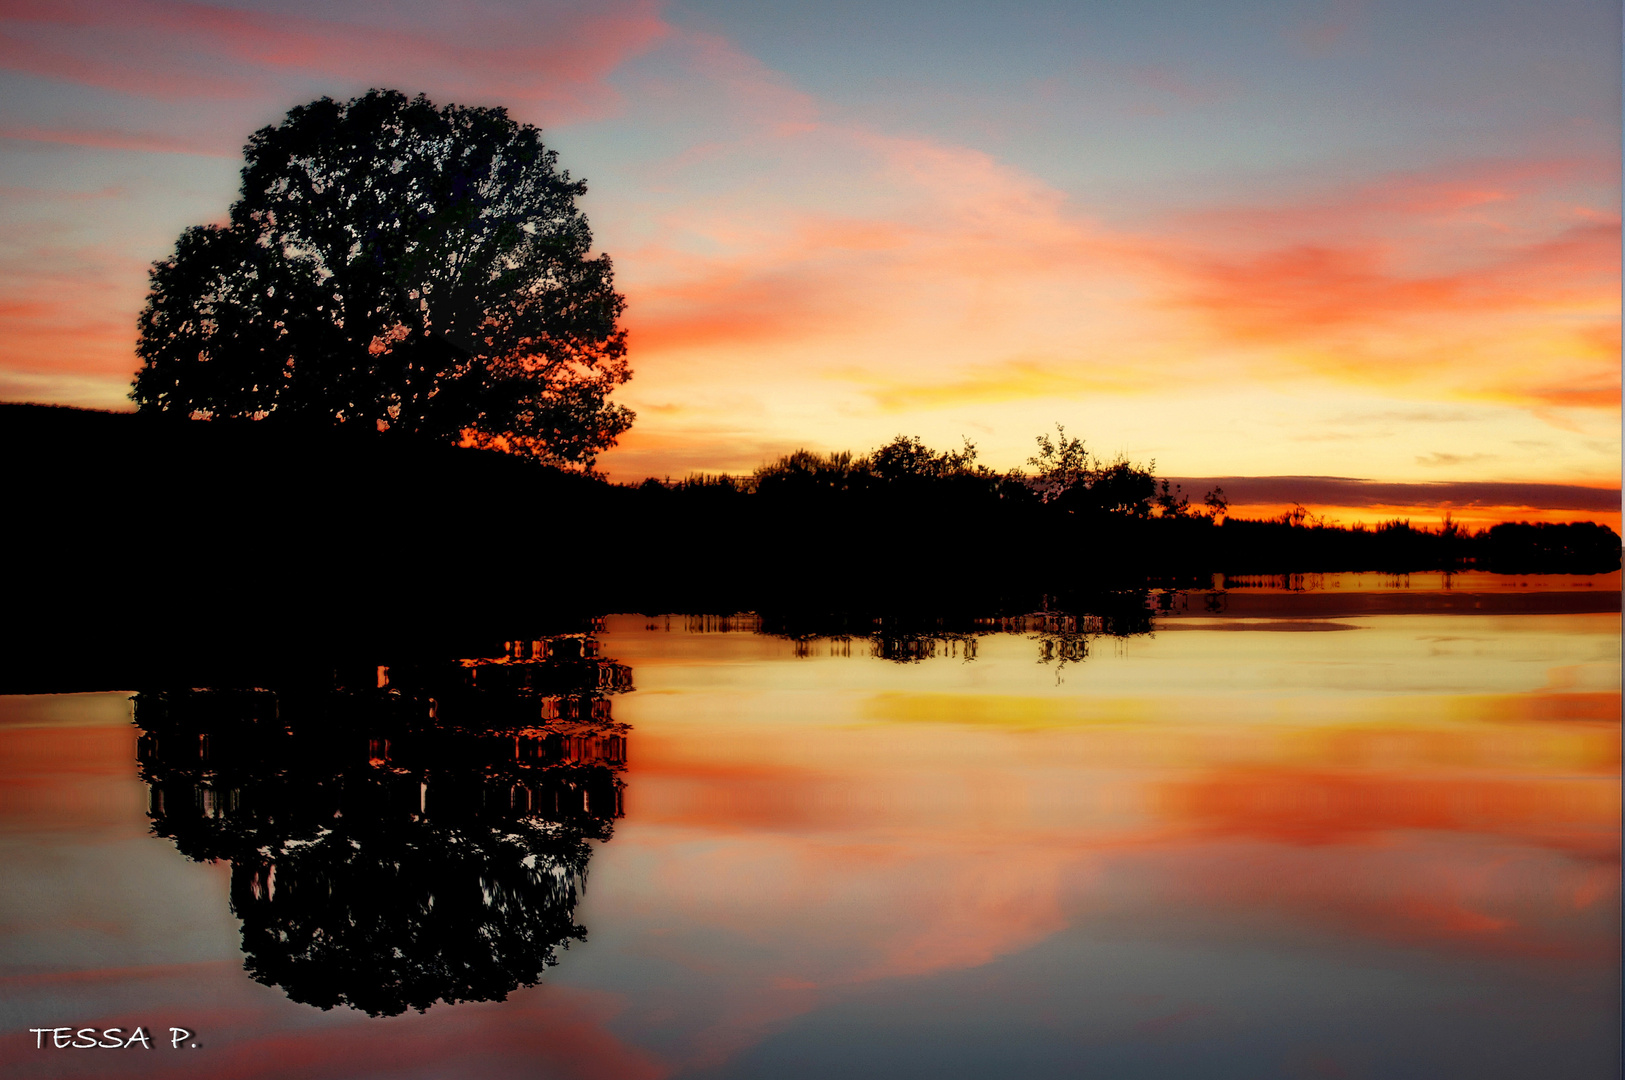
{"left": 4, "top": 405, "right": 1617, "bottom": 686}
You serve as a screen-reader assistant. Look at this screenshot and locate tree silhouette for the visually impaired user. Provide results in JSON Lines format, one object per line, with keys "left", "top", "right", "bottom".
{"left": 131, "top": 90, "right": 633, "bottom": 468}
{"left": 1027, "top": 424, "right": 1157, "bottom": 518}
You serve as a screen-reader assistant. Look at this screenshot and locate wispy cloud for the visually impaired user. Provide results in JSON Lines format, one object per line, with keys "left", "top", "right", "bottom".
{"left": 1171, "top": 219, "right": 1617, "bottom": 340}
{"left": 0, "top": 125, "right": 232, "bottom": 155}
{"left": 1415, "top": 452, "right": 1496, "bottom": 468}
{"left": 0, "top": 0, "right": 669, "bottom": 117}
{"left": 850, "top": 358, "right": 1159, "bottom": 413}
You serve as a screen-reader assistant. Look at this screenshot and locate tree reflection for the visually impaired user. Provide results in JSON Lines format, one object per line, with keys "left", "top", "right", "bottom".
{"left": 134, "top": 635, "right": 630, "bottom": 1017}
{"left": 756, "top": 599, "right": 1154, "bottom": 667}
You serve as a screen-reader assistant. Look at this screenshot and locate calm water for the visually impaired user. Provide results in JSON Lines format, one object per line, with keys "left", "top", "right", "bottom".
{"left": 2, "top": 577, "right": 1619, "bottom": 1079}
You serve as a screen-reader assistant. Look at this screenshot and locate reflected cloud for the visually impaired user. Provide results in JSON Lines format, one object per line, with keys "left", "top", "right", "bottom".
{"left": 1160, "top": 766, "right": 1621, "bottom": 856}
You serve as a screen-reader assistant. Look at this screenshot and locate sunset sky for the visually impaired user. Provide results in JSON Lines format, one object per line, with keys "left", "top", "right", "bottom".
{"left": 0, "top": 0, "right": 1619, "bottom": 525}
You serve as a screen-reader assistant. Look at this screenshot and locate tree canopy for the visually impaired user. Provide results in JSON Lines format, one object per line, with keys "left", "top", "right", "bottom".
{"left": 131, "top": 90, "right": 633, "bottom": 468}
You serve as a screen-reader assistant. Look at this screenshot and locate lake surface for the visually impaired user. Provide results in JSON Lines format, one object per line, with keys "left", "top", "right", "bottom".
{"left": 2, "top": 575, "right": 1620, "bottom": 1078}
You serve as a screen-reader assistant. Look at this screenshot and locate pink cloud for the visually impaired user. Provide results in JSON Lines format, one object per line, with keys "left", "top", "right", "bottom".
{"left": 1136, "top": 156, "right": 1622, "bottom": 403}
{"left": 1167, "top": 155, "right": 1617, "bottom": 244}
{"left": 1129, "top": 66, "right": 1233, "bottom": 105}
{"left": 0, "top": 0, "right": 670, "bottom": 117}
{"left": 0, "top": 125, "right": 232, "bottom": 156}
{"left": 1291, "top": 0, "right": 1367, "bottom": 54}
{"left": 0, "top": 26, "right": 260, "bottom": 97}
{"left": 0, "top": 260, "right": 149, "bottom": 386}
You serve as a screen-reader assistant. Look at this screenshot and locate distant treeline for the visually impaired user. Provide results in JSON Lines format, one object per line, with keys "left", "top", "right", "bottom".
{"left": 4, "top": 405, "right": 1618, "bottom": 676}
{"left": 630, "top": 429, "right": 1620, "bottom": 577}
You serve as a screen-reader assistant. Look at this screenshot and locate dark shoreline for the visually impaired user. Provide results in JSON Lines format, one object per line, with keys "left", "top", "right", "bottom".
{"left": 4, "top": 403, "right": 1618, "bottom": 694}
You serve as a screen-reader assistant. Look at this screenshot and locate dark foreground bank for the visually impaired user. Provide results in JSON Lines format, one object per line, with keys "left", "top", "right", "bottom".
{"left": 4, "top": 404, "right": 1618, "bottom": 688}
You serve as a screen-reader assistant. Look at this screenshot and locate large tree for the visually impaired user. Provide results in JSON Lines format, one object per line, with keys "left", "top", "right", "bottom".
{"left": 131, "top": 90, "right": 633, "bottom": 468}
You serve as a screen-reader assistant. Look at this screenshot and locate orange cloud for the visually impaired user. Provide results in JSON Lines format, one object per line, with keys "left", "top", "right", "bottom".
{"left": 1173, "top": 219, "right": 1618, "bottom": 341}
{"left": 1524, "top": 383, "right": 1623, "bottom": 409}
{"left": 600, "top": 425, "right": 807, "bottom": 479}
{"left": 0, "top": 275, "right": 145, "bottom": 381}
{"left": 625, "top": 252, "right": 866, "bottom": 357}
{"left": 1146, "top": 159, "right": 1621, "bottom": 408}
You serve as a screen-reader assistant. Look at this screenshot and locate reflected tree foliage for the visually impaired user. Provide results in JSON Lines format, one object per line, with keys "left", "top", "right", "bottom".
{"left": 134, "top": 635, "right": 630, "bottom": 1017}
{"left": 869, "top": 633, "right": 979, "bottom": 664}
{"left": 1017, "top": 613, "right": 1099, "bottom": 681}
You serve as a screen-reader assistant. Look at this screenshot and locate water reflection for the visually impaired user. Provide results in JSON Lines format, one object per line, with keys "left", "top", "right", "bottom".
{"left": 132, "top": 635, "right": 630, "bottom": 1017}
{"left": 0, "top": 598, "right": 1617, "bottom": 1079}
